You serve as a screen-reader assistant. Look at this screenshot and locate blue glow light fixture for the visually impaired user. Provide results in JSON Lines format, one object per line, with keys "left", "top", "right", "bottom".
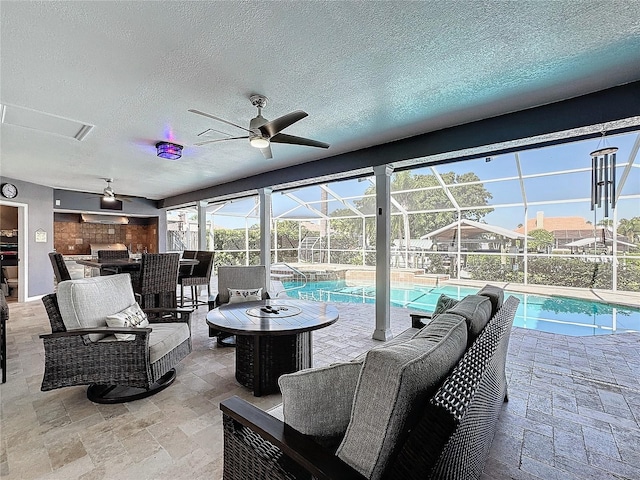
{"left": 156, "top": 141, "right": 183, "bottom": 160}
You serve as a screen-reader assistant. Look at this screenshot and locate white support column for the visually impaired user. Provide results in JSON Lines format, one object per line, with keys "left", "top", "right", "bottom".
{"left": 373, "top": 165, "right": 394, "bottom": 341}
{"left": 197, "top": 201, "right": 207, "bottom": 250}
{"left": 273, "top": 219, "right": 278, "bottom": 263}
{"left": 362, "top": 216, "right": 366, "bottom": 265}
{"left": 259, "top": 188, "right": 273, "bottom": 289}
{"left": 612, "top": 207, "right": 618, "bottom": 291}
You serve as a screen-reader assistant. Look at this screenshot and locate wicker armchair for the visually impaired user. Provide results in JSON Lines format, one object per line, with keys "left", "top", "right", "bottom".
{"left": 220, "top": 295, "right": 520, "bottom": 480}
{"left": 210, "top": 265, "right": 271, "bottom": 345}
{"left": 40, "top": 273, "right": 192, "bottom": 403}
{"left": 48, "top": 252, "right": 71, "bottom": 284}
{"left": 179, "top": 250, "right": 214, "bottom": 309}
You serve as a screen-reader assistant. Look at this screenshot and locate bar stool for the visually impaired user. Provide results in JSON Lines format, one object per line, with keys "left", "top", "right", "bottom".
{"left": 179, "top": 251, "right": 214, "bottom": 309}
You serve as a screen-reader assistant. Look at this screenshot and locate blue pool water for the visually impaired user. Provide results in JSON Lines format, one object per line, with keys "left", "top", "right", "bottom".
{"left": 282, "top": 280, "right": 640, "bottom": 336}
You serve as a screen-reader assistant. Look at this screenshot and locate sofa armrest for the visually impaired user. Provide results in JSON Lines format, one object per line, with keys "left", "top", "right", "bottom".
{"left": 409, "top": 311, "right": 432, "bottom": 328}
{"left": 220, "top": 396, "right": 366, "bottom": 480}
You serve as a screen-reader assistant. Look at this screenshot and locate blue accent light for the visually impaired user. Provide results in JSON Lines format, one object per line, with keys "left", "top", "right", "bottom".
{"left": 156, "top": 141, "right": 183, "bottom": 160}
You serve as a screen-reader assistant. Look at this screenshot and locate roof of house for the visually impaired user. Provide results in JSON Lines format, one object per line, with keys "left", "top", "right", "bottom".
{"left": 515, "top": 216, "right": 597, "bottom": 234}
{"left": 422, "top": 219, "right": 528, "bottom": 241}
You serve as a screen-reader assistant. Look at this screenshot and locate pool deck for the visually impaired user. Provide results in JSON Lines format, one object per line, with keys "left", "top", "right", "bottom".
{"left": 2, "top": 297, "right": 639, "bottom": 479}
{"left": 447, "top": 279, "right": 640, "bottom": 310}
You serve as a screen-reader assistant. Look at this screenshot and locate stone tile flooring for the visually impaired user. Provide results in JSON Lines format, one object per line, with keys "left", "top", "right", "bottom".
{"left": 1, "top": 297, "right": 639, "bottom": 479}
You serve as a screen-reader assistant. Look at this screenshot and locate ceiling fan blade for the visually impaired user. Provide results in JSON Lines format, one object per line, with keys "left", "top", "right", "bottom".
{"left": 270, "top": 133, "right": 330, "bottom": 149}
{"left": 194, "top": 136, "right": 249, "bottom": 146}
{"left": 188, "top": 109, "right": 253, "bottom": 133}
{"left": 260, "top": 145, "right": 273, "bottom": 159}
{"left": 259, "top": 110, "right": 308, "bottom": 138}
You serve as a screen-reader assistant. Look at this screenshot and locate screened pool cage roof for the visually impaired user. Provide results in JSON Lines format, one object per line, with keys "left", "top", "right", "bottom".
{"left": 167, "top": 131, "right": 639, "bottom": 231}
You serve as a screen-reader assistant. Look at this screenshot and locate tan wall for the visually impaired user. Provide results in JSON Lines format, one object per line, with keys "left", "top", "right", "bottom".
{"left": 54, "top": 221, "right": 157, "bottom": 255}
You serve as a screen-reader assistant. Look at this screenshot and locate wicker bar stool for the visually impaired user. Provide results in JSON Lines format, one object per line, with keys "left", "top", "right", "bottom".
{"left": 179, "top": 250, "right": 214, "bottom": 309}
{"left": 48, "top": 252, "right": 71, "bottom": 284}
{"left": 132, "top": 253, "right": 192, "bottom": 323}
{"left": 97, "top": 249, "right": 131, "bottom": 275}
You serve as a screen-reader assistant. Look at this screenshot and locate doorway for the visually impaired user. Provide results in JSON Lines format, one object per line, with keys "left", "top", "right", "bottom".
{"left": 0, "top": 202, "right": 27, "bottom": 303}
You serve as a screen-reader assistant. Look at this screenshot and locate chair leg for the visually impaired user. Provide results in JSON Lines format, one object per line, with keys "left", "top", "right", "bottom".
{"left": 192, "top": 285, "right": 198, "bottom": 309}
{"left": 180, "top": 283, "right": 184, "bottom": 307}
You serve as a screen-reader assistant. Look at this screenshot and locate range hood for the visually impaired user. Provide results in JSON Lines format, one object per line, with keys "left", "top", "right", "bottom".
{"left": 81, "top": 214, "right": 129, "bottom": 225}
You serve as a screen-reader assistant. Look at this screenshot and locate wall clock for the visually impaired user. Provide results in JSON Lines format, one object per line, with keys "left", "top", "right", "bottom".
{"left": 1, "top": 183, "right": 18, "bottom": 199}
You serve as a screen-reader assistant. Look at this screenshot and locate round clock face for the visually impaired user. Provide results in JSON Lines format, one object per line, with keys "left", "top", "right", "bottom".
{"left": 1, "top": 183, "right": 18, "bottom": 199}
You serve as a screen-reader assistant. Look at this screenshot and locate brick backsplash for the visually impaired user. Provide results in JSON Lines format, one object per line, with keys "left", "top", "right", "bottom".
{"left": 54, "top": 222, "right": 157, "bottom": 255}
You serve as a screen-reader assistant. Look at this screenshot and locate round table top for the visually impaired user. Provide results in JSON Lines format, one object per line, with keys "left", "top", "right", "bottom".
{"left": 206, "top": 298, "right": 339, "bottom": 336}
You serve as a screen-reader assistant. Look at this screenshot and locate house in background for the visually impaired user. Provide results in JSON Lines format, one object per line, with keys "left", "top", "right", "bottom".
{"left": 515, "top": 211, "right": 636, "bottom": 253}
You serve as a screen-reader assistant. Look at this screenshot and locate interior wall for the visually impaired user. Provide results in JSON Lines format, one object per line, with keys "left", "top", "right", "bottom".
{"left": 0, "top": 178, "right": 167, "bottom": 300}
{"left": 0, "top": 176, "right": 55, "bottom": 298}
{"left": 54, "top": 214, "right": 158, "bottom": 255}
{"left": 53, "top": 189, "right": 167, "bottom": 252}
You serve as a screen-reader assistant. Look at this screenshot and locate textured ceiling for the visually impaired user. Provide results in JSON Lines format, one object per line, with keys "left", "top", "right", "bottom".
{"left": 1, "top": 1, "right": 640, "bottom": 201}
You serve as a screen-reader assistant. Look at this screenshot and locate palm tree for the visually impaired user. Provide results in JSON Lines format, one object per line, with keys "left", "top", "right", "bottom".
{"left": 618, "top": 217, "right": 640, "bottom": 244}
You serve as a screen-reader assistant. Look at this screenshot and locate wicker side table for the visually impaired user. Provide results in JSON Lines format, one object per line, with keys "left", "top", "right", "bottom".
{"left": 206, "top": 299, "right": 338, "bottom": 396}
{"left": 235, "top": 332, "right": 311, "bottom": 395}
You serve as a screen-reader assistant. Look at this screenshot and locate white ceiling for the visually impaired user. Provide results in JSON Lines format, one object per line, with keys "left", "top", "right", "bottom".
{"left": 1, "top": 1, "right": 639, "bottom": 201}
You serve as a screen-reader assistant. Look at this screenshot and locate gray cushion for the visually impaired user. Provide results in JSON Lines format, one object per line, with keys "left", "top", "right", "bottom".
{"left": 477, "top": 284, "right": 504, "bottom": 316}
{"left": 279, "top": 359, "right": 363, "bottom": 448}
{"left": 412, "top": 312, "right": 466, "bottom": 340}
{"left": 433, "top": 294, "right": 459, "bottom": 315}
{"left": 353, "top": 327, "right": 419, "bottom": 362}
{"left": 336, "top": 314, "right": 467, "bottom": 480}
{"left": 98, "top": 322, "right": 190, "bottom": 364}
{"left": 267, "top": 404, "right": 284, "bottom": 421}
{"left": 217, "top": 266, "right": 269, "bottom": 304}
{"left": 57, "top": 274, "right": 137, "bottom": 342}
{"left": 147, "top": 323, "right": 191, "bottom": 363}
{"left": 447, "top": 295, "right": 492, "bottom": 345}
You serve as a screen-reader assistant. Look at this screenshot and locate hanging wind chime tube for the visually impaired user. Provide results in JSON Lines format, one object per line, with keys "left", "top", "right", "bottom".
{"left": 590, "top": 145, "right": 617, "bottom": 219}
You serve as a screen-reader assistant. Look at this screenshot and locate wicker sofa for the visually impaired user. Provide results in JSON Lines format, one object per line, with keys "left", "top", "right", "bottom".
{"left": 220, "top": 285, "right": 520, "bottom": 480}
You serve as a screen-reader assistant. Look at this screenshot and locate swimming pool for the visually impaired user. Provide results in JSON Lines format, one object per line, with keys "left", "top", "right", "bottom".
{"left": 281, "top": 280, "right": 640, "bottom": 336}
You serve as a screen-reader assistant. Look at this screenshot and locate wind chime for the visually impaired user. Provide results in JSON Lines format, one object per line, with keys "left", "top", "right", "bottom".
{"left": 590, "top": 133, "right": 618, "bottom": 219}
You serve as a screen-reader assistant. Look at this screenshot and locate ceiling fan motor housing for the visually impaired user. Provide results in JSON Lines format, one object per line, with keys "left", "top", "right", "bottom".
{"left": 249, "top": 110, "right": 270, "bottom": 147}
{"left": 249, "top": 94, "right": 268, "bottom": 109}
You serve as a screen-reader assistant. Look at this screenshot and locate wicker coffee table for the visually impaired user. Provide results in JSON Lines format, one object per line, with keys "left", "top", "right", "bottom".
{"left": 206, "top": 299, "right": 339, "bottom": 396}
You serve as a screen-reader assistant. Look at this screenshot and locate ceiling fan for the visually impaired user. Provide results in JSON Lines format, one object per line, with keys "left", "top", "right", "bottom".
{"left": 99, "top": 178, "right": 131, "bottom": 202}
{"left": 189, "top": 94, "right": 330, "bottom": 159}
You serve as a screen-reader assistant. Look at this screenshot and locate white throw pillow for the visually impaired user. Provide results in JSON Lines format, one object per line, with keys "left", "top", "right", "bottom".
{"left": 227, "top": 287, "right": 263, "bottom": 304}
{"left": 105, "top": 303, "right": 150, "bottom": 341}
